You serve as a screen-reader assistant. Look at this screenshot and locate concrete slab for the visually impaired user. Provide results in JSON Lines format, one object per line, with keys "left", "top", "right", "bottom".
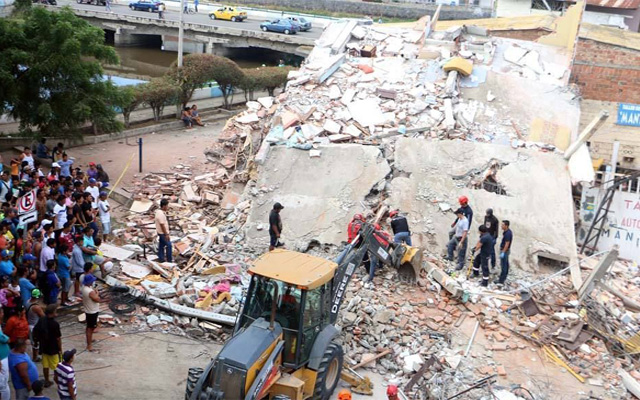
{"left": 389, "top": 138, "right": 577, "bottom": 272}
{"left": 246, "top": 145, "right": 391, "bottom": 248}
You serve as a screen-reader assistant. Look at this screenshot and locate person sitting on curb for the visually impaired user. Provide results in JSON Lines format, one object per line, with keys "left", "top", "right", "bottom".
{"left": 190, "top": 105, "right": 205, "bottom": 126}
{"left": 181, "top": 107, "right": 193, "bottom": 129}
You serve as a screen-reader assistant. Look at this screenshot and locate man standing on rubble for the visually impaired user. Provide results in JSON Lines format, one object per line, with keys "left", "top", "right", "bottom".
{"left": 472, "top": 225, "right": 493, "bottom": 287}
{"left": 155, "top": 199, "right": 172, "bottom": 263}
{"left": 269, "top": 202, "right": 284, "bottom": 251}
{"left": 389, "top": 210, "right": 412, "bottom": 246}
{"left": 447, "top": 209, "right": 469, "bottom": 270}
{"left": 484, "top": 208, "right": 499, "bottom": 269}
{"left": 495, "top": 220, "right": 513, "bottom": 286}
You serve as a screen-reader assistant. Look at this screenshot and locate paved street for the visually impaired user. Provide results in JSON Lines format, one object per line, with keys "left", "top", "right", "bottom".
{"left": 55, "top": 0, "right": 324, "bottom": 40}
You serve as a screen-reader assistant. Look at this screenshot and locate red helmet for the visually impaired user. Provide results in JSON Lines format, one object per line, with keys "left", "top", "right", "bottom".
{"left": 354, "top": 213, "right": 365, "bottom": 221}
{"left": 337, "top": 389, "right": 352, "bottom": 400}
{"left": 387, "top": 385, "right": 398, "bottom": 396}
{"left": 458, "top": 195, "right": 468, "bottom": 205}
{"left": 389, "top": 210, "right": 398, "bottom": 218}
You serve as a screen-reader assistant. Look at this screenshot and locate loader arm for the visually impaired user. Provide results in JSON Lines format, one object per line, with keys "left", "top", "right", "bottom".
{"left": 329, "top": 223, "right": 396, "bottom": 324}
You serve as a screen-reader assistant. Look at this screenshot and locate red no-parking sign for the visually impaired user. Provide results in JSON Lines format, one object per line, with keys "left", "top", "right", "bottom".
{"left": 17, "top": 190, "right": 37, "bottom": 215}
{"left": 17, "top": 190, "right": 38, "bottom": 225}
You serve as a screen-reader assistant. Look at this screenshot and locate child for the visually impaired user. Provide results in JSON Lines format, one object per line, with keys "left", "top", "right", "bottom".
{"left": 0, "top": 276, "right": 19, "bottom": 320}
{"left": 27, "top": 379, "right": 51, "bottom": 400}
{"left": 8, "top": 276, "right": 21, "bottom": 315}
{"left": 57, "top": 245, "right": 71, "bottom": 306}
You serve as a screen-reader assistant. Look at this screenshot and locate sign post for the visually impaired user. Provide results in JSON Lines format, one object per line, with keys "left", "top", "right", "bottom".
{"left": 17, "top": 189, "right": 37, "bottom": 225}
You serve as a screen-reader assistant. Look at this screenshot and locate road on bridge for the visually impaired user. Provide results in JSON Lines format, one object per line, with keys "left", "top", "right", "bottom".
{"left": 55, "top": 0, "right": 324, "bottom": 40}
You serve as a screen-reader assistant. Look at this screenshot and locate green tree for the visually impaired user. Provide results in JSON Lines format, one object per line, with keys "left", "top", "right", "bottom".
{"left": 139, "top": 77, "right": 179, "bottom": 122}
{"left": 254, "top": 66, "right": 293, "bottom": 97}
{"left": 87, "top": 80, "right": 123, "bottom": 135}
{"left": 204, "top": 56, "right": 244, "bottom": 109}
{"left": 168, "top": 53, "right": 215, "bottom": 110}
{"left": 239, "top": 69, "right": 261, "bottom": 101}
{"left": 113, "top": 85, "right": 145, "bottom": 128}
{"left": 13, "top": 0, "right": 32, "bottom": 14}
{"left": 0, "top": 7, "right": 119, "bottom": 136}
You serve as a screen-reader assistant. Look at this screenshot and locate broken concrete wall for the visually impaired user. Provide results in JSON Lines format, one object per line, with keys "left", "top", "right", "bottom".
{"left": 388, "top": 138, "right": 578, "bottom": 272}
{"left": 245, "top": 144, "right": 391, "bottom": 248}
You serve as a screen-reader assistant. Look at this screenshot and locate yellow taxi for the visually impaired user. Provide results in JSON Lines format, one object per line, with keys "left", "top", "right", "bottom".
{"left": 208, "top": 6, "right": 247, "bottom": 22}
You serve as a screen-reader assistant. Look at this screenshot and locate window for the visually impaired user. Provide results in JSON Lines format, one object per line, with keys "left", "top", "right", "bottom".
{"left": 300, "top": 283, "right": 330, "bottom": 363}
{"left": 240, "top": 275, "right": 302, "bottom": 364}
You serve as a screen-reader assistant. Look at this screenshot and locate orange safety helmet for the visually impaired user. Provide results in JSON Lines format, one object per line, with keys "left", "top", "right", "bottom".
{"left": 337, "top": 389, "right": 352, "bottom": 400}
{"left": 387, "top": 385, "right": 399, "bottom": 397}
{"left": 389, "top": 210, "right": 399, "bottom": 218}
{"left": 353, "top": 213, "right": 365, "bottom": 221}
{"left": 458, "top": 195, "right": 468, "bottom": 206}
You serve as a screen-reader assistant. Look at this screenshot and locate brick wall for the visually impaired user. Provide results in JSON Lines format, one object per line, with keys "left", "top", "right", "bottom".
{"left": 571, "top": 38, "right": 640, "bottom": 104}
{"left": 581, "top": 100, "right": 640, "bottom": 170}
{"left": 490, "top": 29, "right": 550, "bottom": 42}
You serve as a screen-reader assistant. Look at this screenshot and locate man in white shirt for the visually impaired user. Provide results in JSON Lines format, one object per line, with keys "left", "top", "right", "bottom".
{"left": 85, "top": 178, "right": 100, "bottom": 210}
{"left": 53, "top": 195, "right": 68, "bottom": 230}
{"left": 447, "top": 208, "right": 469, "bottom": 271}
{"left": 0, "top": 170, "right": 11, "bottom": 203}
{"left": 97, "top": 192, "right": 111, "bottom": 241}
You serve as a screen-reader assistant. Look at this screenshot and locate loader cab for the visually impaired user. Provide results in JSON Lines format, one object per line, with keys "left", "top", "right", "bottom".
{"left": 237, "top": 250, "right": 337, "bottom": 369}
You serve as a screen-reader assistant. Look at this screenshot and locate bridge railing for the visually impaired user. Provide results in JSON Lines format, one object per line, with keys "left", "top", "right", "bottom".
{"left": 72, "top": 8, "right": 317, "bottom": 46}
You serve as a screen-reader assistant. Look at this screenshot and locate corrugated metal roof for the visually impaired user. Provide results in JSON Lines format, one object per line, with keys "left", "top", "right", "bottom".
{"left": 586, "top": 0, "right": 640, "bottom": 9}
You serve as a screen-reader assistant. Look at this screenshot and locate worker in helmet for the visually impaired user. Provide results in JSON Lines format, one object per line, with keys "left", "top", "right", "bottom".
{"left": 454, "top": 196, "right": 473, "bottom": 226}
{"left": 389, "top": 210, "right": 412, "bottom": 246}
{"left": 337, "top": 389, "right": 352, "bottom": 400}
{"left": 387, "top": 385, "right": 399, "bottom": 400}
{"left": 345, "top": 213, "right": 377, "bottom": 288}
{"left": 347, "top": 214, "right": 365, "bottom": 244}
{"left": 484, "top": 208, "right": 499, "bottom": 269}
{"left": 447, "top": 208, "right": 469, "bottom": 270}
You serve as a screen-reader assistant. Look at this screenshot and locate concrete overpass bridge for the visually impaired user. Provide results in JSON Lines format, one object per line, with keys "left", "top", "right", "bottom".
{"left": 69, "top": 8, "right": 317, "bottom": 57}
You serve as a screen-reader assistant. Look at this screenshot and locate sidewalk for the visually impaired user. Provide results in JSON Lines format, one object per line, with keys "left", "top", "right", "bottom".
{"left": 0, "top": 90, "right": 270, "bottom": 136}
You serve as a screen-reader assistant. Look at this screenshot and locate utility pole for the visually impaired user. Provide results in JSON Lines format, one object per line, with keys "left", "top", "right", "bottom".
{"left": 178, "top": 0, "right": 185, "bottom": 67}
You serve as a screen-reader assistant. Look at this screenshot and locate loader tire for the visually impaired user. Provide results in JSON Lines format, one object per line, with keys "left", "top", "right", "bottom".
{"left": 312, "top": 342, "right": 343, "bottom": 400}
{"left": 185, "top": 367, "right": 204, "bottom": 400}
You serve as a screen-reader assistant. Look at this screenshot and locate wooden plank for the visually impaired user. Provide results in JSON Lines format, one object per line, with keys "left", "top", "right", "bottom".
{"left": 352, "top": 349, "right": 391, "bottom": 370}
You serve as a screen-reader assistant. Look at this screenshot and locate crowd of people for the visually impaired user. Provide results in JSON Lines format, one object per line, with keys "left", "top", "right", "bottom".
{"left": 0, "top": 145, "right": 113, "bottom": 399}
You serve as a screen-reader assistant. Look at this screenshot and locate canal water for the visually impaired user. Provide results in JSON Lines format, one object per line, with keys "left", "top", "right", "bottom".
{"left": 104, "top": 45, "right": 303, "bottom": 79}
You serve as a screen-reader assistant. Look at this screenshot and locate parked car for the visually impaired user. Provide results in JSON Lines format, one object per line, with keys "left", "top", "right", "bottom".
{"left": 129, "top": 0, "right": 162, "bottom": 12}
{"left": 260, "top": 19, "right": 300, "bottom": 35}
{"left": 286, "top": 16, "right": 312, "bottom": 31}
{"left": 35, "top": 0, "right": 57, "bottom": 4}
{"left": 77, "top": 0, "right": 104, "bottom": 5}
{"left": 209, "top": 6, "right": 247, "bottom": 22}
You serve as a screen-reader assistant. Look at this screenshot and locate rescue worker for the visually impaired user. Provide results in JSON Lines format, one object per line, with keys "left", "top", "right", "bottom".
{"left": 347, "top": 214, "right": 365, "bottom": 244}
{"left": 495, "top": 220, "right": 513, "bottom": 286}
{"left": 268, "top": 202, "right": 284, "bottom": 251}
{"left": 457, "top": 195, "right": 473, "bottom": 225}
{"left": 389, "top": 210, "right": 412, "bottom": 246}
{"left": 337, "top": 389, "right": 352, "bottom": 400}
{"left": 447, "top": 209, "right": 469, "bottom": 270}
{"left": 484, "top": 208, "right": 499, "bottom": 269}
{"left": 387, "top": 384, "right": 399, "bottom": 400}
{"left": 472, "top": 225, "right": 493, "bottom": 287}
{"left": 449, "top": 196, "right": 473, "bottom": 239}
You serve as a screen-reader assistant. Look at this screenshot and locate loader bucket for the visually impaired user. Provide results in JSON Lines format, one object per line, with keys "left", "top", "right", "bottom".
{"left": 397, "top": 245, "right": 423, "bottom": 283}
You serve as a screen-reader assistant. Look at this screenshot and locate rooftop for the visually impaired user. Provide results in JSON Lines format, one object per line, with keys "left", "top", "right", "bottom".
{"left": 249, "top": 249, "right": 337, "bottom": 289}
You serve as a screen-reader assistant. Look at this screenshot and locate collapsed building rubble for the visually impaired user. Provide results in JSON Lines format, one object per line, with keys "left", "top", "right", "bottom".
{"left": 85, "top": 8, "right": 640, "bottom": 399}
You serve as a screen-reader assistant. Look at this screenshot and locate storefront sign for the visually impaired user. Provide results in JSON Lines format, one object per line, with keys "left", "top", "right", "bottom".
{"left": 617, "top": 103, "right": 640, "bottom": 127}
